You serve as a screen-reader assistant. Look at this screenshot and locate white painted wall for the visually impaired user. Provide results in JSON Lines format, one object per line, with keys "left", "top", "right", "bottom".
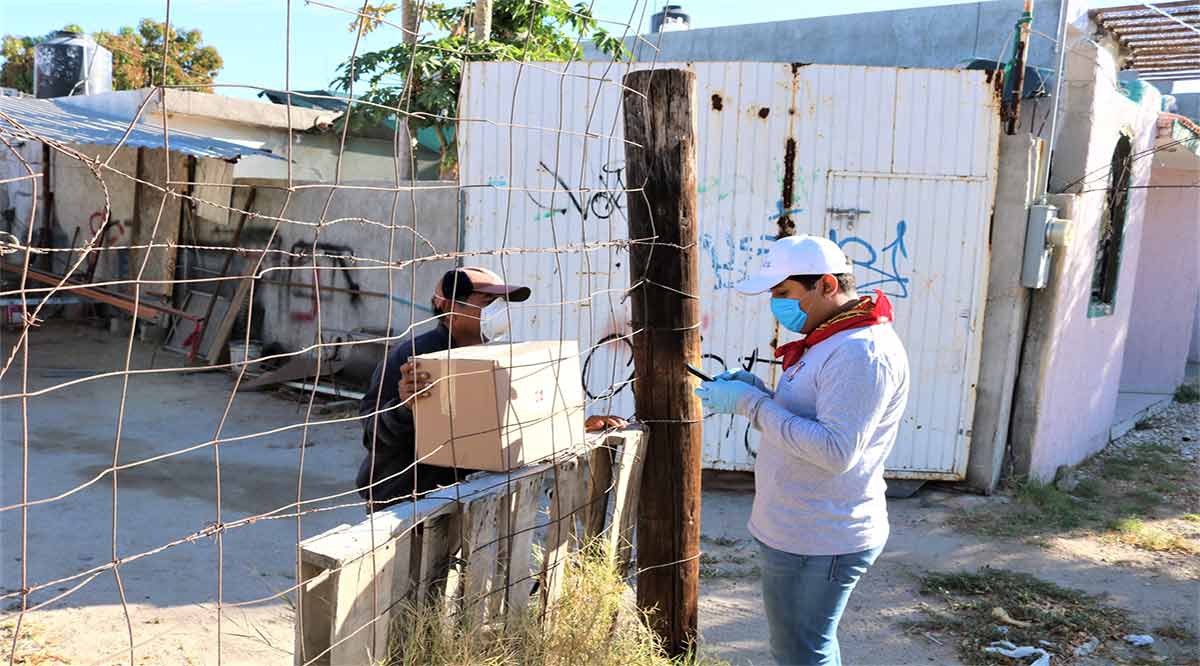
{"left": 57, "top": 89, "right": 410, "bottom": 185}
{"left": 458, "top": 61, "right": 1001, "bottom": 479}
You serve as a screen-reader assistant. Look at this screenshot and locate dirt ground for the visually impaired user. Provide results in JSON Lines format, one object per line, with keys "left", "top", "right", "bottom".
{"left": 2, "top": 323, "right": 1198, "bottom": 665}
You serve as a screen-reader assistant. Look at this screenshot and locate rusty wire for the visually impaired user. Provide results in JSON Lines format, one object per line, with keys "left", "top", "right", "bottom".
{"left": 0, "top": 1, "right": 681, "bottom": 664}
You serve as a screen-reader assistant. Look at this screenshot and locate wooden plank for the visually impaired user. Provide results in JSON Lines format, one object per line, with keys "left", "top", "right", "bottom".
{"left": 240, "top": 355, "right": 344, "bottom": 391}
{"left": 415, "top": 513, "right": 456, "bottom": 605}
{"left": 540, "top": 457, "right": 589, "bottom": 612}
{"left": 296, "top": 431, "right": 617, "bottom": 655}
{"left": 607, "top": 430, "right": 648, "bottom": 576}
{"left": 329, "top": 534, "right": 398, "bottom": 666}
{"left": 461, "top": 493, "right": 503, "bottom": 627}
{"left": 295, "top": 560, "right": 335, "bottom": 666}
{"left": 502, "top": 473, "right": 545, "bottom": 622}
{"left": 194, "top": 187, "right": 255, "bottom": 350}
{"left": 301, "top": 436, "right": 604, "bottom": 568}
{"left": 205, "top": 276, "right": 252, "bottom": 364}
{"left": 583, "top": 444, "right": 615, "bottom": 540}
{"left": 387, "top": 532, "right": 416, "bottom": 637}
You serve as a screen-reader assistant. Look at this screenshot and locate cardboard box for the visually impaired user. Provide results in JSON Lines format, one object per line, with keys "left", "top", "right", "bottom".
{"left": 412, "top": 341, "right": 586, "bottom": 472}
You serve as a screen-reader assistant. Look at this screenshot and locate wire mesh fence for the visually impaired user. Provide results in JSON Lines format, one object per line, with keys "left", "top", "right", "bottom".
{"left": 0, "top": 1, "right": 679, "bottom": 663}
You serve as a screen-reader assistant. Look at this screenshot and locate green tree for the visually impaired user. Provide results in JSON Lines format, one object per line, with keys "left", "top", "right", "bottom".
{"left": 0, "top": 20, "right": 222, "bottom": 95}
{"left": 96, "top": 20, "right": 223, "bottom": 91}
{"left": 335, "top": 0, "right": 625, "bottom": 178}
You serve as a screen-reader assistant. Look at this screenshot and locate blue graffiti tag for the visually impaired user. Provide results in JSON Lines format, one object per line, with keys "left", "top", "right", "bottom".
{"left": 768, "top": 198, "right": 804, "bottom": 222}
{"left": 828, "top": 220, "right": 911, "bottom": 298}
{"left": 702, "top": 233, "right": 776, "bottom": 291}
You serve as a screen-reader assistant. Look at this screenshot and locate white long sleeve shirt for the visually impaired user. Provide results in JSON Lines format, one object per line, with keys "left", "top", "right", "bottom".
{"left": 736, "top": 324, "right": 910, "bottom": 556}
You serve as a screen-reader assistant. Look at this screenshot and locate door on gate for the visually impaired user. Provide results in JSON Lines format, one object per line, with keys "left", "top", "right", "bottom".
{"left": 824, "top": 173, "right": 993, "bottom": 479}
{"left": 457, "top": 61, "right": 1000, "bottom": 480}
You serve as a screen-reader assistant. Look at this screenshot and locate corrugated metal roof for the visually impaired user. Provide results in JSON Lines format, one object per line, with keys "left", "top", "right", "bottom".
{"left": 0, "top": 95, "right": 281, "bottom": 161}
{"left": 1092, "top": 2, "right": 1200, "bottom": 79}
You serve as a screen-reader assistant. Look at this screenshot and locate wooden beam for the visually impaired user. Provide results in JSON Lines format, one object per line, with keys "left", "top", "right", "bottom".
{"left": 194, "top": 187, "right": 256, "bottom": 357}
{"left": 205, "top": 277, "right": 252, "bottom": 364}
{"left": 621, "top": 67, "right": 702, "bottom": 657}
{"left": 0, "top": 262, "right": 197, "bottom": 322}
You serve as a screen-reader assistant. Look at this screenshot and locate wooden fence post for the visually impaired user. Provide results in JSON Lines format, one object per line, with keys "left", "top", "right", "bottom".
{"left": 621, "top": 68, "right": 702, "bottom": 657}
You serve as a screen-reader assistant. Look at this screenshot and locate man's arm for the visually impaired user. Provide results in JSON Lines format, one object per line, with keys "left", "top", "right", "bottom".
{"left": 739, "top": 343, "right": 894, "bottom": 474}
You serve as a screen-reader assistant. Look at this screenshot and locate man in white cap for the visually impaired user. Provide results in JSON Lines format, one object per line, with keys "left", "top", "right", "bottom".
{"left": 693, "top": 236, "right": 909, "bottom": 666}
{"left": 357, "top": 266, "right": 625, "bottom": 511}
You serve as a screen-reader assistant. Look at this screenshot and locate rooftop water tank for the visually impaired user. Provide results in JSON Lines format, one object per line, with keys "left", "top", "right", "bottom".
{"left": 33, "top": 30, "right": 113, "bottom": 98}
{"left": 650, "top": 5, "right": 691, "bottom": 33}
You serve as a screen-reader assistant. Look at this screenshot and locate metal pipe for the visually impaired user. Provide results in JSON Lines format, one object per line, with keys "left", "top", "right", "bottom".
{"left": 1039, "top": 0, "right": 1071, "bottom": 202}
{"left": 1006, "top": 0, "right": 1035, "bottom": 135}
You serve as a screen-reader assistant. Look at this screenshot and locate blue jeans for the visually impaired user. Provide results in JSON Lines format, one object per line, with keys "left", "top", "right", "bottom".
{"left": 757, "top": 539, "right": 884, "bottom": 666}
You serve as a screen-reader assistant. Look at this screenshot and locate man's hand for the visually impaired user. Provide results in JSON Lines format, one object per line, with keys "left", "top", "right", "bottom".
{"left": 716, "top": 369, "right": 769, "bottom": 393}
{"left": 585, "top": 415, "right": 628, "bottom": 432}
{"left": 694, "top": 379, "right": 764, "bottom": 415}
{"left": 397, "top": 360, "right": 434, "bottom": 403}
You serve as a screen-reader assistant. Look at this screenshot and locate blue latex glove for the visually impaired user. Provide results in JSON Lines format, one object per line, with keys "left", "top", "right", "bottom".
{"left": 716, "top": 369, "right": 769, "bottom": 393}
{"left": 694, "top": 379, "right": 762, "bottom": 415}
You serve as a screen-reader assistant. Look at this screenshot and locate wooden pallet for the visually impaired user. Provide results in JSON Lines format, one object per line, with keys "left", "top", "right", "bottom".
{"left": 294, "top": 429, "right": 646, "bottom": 666}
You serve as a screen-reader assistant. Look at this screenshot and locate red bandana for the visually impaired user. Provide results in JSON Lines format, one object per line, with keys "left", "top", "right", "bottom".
{"left": 774, "top": 291, "right": 895, "bottom": 371}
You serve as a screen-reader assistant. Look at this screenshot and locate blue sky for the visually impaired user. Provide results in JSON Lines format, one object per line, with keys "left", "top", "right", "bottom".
{"left": 1, "top": 0, "right": 1134, "bottom": 100}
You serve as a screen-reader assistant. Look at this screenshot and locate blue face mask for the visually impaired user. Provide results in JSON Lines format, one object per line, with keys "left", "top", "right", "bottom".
{"left": 771, "top": 298, "right": 808, "bottom": 333}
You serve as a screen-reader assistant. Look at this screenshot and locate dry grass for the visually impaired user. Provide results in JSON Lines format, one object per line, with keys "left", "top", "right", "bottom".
{"left": 1107, "top": 517, "right": 1198, "bottom": 553}
{"left": 383, "top": 543, "right": 727, "bottom": 666}
{"left": 0, "top": 620, "right": 69, "bottom": 665}
{"left": 951, "top": 436, "right": 1199, "bottom": 554}
{"left": 907, "top": 569, "right": 1134, "bottom": 665}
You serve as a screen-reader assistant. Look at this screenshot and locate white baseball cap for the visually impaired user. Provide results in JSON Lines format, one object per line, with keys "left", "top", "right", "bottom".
{"left": 735, "top": 235, "right": 851, "bottom": 294}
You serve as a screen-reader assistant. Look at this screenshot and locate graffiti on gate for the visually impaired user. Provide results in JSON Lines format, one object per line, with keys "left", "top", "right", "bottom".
{"left": 701, "top": 221, "right": 911, "bottom": 299}
{"left": 524, "top": 161, "right": 627, "bottom": 222}
{"left": 828, "top": 220, "right": 910, "bottom": 299}
{"left": 701, "top": 232, "right": 777, "bottom": 291}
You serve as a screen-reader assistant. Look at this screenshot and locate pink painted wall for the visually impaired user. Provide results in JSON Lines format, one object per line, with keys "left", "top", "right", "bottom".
{"left": 1120, "top": 166, "right": 1200, "bottom": 394}
{"left": 1018, "top": 38, "right": 1162, "bottom": 480}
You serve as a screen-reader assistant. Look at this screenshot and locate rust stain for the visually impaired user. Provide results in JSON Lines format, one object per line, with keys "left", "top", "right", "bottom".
{"left": 777, "top": 137, "right": 798, "bottom": 238}
{"left": 711, "top": 93, "right": 723, "bottom": 111}
{"left": 758, "top": 107, "right": 770, "bottom": 119}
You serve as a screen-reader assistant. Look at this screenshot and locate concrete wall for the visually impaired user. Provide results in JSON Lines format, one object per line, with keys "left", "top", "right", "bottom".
{"left": 47, "top": 144, "right": 138, "bottom": 281}
{"left": 967, "top": 132, "right": 1043, "bottom": 493}
{"left": 0, "top": 140, "right": 44, "bottom": 245}
{"left": 57, "top": 89, "right": 409, "bottom": 184}
{"left": 586, "top": 0, "right": 1065, "bottom": 74}
{"left": 193, "top": 180, "right": 460, "bottom": 374}
{"left": 1119, "top": 166, "right": 1200, "bottom": 393}
{"left": 1010, "top": 36, "right": 1161, "bottom": 481}
{"left": 166, "top": 114, "right": 407, "bottom": 184}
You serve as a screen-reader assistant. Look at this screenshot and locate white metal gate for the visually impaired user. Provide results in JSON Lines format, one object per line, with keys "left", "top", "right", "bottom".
{"left": 458, "top": 62, "right": 999, "bottom": 479}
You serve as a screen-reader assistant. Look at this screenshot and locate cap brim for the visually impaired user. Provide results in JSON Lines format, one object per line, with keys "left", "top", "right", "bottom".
{"left": 734, "top": 273, "right": 788, "bottom": 295}
{"left": 475, "top": 284, "right": 532, "bottom": 302}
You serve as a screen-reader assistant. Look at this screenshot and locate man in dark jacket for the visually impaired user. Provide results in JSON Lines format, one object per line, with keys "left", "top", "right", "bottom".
{"left": 357, "top": 266, "right": 624, "bottom": 511}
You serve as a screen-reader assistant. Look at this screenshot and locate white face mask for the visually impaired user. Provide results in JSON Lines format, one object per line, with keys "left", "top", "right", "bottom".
{"left": 479, "top": 299, "right": 511, "bottom": 342}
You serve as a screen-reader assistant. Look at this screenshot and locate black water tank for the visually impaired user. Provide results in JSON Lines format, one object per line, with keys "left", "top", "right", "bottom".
{"left": 33, "top": 31, "right": 113, "bottom": 98}
{"left": 650, "top": 5, "right": 691, "bottom": 33}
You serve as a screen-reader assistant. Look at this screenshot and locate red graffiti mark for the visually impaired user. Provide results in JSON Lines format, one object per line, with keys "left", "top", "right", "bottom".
{"left": 88, "top": 211, "right": 125, "bottom": 245}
